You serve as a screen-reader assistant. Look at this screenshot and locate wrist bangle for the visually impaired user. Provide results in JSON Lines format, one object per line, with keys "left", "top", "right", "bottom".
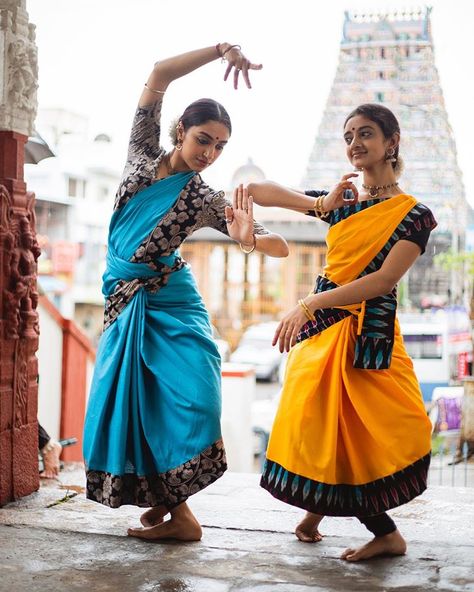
{"left": 298, "top": 299, "right": 316, "bottom": 322}
{"left": 239, "top": 235, "right": 256, "bottom": 254}
{"left": 222, "top": 44, "right": 241, "bottom": 62}
{"left": 215, "top": 43, "right": 224, "bottom": 58}
{"left": 313, "top": 195, "right": 329, "bottom": 219}
{"left": 144, "top": 83, "right": 166, "bottom": 95}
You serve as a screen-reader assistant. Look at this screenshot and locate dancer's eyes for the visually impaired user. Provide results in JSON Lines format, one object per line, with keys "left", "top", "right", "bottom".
{"left": 197, "top": 137, "right": 209, "bottom": 145}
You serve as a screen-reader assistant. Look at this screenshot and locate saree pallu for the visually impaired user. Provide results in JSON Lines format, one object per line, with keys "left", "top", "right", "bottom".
{"left": 83, "top": 172, "right": 227, "bottom": 509}
{"left": 260, "top": 195, "right": 432, "bottom": 517}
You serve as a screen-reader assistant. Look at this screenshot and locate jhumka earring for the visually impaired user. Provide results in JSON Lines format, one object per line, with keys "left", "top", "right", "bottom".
{"left": 176, "top": 141, "right": 183, "bottom": 151}
{"left": 386, "top": 148, "right": 397, "bottom": 163}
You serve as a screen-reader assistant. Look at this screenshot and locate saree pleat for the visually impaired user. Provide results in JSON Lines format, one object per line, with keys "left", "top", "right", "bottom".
{"left": 261, "top": 195, "right": 432, "bottom": 517}
{"left": 83, "top": 172, "right": 227, "bottom": 509}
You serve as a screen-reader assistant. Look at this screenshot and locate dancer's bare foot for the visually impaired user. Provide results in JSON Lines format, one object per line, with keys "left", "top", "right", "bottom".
{"left": 40, "top": 440, "right": 62, "bottom": 479}
{"left": 128, "top": 502, "right": 202, "bottom": 542}
{"left": 341, "top": 529, "right": 407, "bottom": 561}
{"left": 140, "top": 505, "right": 168, "bottom": 527}
{"left": 295, "top": 512, "right": 324, "bottom": 543}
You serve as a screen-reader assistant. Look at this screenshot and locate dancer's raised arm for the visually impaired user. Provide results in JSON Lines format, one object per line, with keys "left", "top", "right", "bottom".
{"left": 140, "top": 44, "right": 263, "bottom": 106}
{"left": 248, "top": 176, "right": 360, "bottom": 216}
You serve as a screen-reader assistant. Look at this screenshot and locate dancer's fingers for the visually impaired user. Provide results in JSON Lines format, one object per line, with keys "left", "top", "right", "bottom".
{"left": 232, "top": 186, "right": 238, "bottom": 210}
{"left": 272, "top": 322, "right": 283, "bottom": 347}
{"left": 233, "top": 67, "right": 240, "bottom": 90}
{"left": 340, "top": 173, "right": 359, "bottom": 182}
{"left": 242, "top": 186, "right": 249, "bottom": 213}
{"left": 224, "top": 62, "right": 233, "bottom": 82}
{"left": 242, "top": 60, "right": 251, "bottom": 89}
{"left": 237, "top": 184, "right": 244, "bottom": 210}
{"left": 224, "top": 205, "right": 234, "bottom": 225}
{"left": 247, "top": 194, "right": 254, "bottom": 218}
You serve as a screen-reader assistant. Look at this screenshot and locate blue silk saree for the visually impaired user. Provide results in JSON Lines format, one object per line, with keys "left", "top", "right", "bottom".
{"left": 83, "top": 172, "right": 227, "bottom": 508}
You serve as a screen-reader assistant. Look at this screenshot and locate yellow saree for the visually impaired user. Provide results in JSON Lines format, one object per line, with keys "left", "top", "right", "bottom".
{"left": 260, "top": 195, "right": 436, "bottom": 517}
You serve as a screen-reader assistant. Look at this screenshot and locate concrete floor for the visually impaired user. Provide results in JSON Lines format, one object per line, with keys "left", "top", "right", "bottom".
{"left": 1, "top": 465, "right": 473, "bottom": 592}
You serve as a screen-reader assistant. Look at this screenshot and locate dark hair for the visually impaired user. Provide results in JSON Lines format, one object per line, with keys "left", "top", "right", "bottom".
{"left": 169, "top": 98, "right": 232, "bottom": 145}
{"left": 344, "top": 103, "right": 403, "bottom": 175}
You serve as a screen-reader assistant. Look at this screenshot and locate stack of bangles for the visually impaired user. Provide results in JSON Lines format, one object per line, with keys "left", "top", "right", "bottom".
{"left": 313, "top": 195, "right": 329, "bottom": 219}
{"left": 298, "top": 298, "right": 316, "bottom": 322}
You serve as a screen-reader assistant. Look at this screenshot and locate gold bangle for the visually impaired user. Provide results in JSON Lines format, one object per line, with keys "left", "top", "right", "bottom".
{"left": 313, "top": 195, "right": 329, "bottom": 219}
{"left": 144, "top": 83, "right": 166, "bottom": 95}
{"left": 298, "top": 299, "right": 315, "bottom": 322}
{"left": 240, "top": 235, "right": 256, "bottom": 254}
{"left": 302, "top": 299, "right": 315, "bottom": 320}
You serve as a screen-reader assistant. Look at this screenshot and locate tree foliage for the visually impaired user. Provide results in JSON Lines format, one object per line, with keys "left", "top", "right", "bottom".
{"left": 434, "top": 249, "right": 474, "bottom": 275}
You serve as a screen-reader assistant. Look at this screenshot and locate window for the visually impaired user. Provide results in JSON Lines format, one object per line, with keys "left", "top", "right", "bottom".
{"left": 403, "top": 334, "right": 442, "bottom": 359}
{"left": 68, "top": 177, "right": 77, "bottom": 197}
{"left": 97, "top": 185, "right": 109, "bottom": 201}
{"left": 68, "top": 177, "right": 86, "bottom": 198}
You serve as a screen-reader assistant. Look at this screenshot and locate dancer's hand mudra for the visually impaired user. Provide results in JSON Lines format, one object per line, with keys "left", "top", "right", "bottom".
{"left": 273, "top": 305, "right": 309, "bottom": 353}
{"left": 322, "top": 173, "right": 360, "bottom": 211}
{"left": 225, "top": 184, "right": 255, "bottom": 247}
{"left": 223, "top": 46, "right": 263, "bottom": 90}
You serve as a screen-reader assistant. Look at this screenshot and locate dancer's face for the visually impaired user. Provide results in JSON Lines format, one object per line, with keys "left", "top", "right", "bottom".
{"left": 343, "top": 115, "right": 398, "bottom": 170}
{"left": 179, "top": 121, "right": 230, "bottom": 172}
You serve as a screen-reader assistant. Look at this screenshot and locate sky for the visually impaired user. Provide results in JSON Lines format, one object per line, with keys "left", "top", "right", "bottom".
{"left": 26, "top": 0, "right": 474, "bottom": 207}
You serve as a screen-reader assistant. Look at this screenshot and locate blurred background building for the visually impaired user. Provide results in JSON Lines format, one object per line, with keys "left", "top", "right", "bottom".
{"left": 25, "top": 108, "right": 121, "bottom": 345}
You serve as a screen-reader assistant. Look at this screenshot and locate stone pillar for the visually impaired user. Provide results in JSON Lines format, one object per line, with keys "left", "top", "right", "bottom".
{"left": 0, "top": 0, "right": 40, "bottom": 505}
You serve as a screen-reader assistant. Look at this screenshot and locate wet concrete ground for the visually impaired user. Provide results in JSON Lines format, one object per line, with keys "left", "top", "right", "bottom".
{"left": 1, "top": 466, "right": 473, "bottom": 592}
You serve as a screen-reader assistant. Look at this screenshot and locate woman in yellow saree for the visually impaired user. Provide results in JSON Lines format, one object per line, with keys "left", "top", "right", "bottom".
{"left": 250, "top": 104, "right": 437, "bottom": 561}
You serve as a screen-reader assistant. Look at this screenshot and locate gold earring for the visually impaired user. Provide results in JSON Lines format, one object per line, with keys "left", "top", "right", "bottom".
{"left": 176, "top": 141, "right": 183, "bottom": 151}
{"left": 386, "top": 148, "right": 397, "bottom": 163}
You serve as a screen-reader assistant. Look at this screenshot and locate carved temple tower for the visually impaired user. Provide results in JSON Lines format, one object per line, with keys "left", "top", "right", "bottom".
{"left": 303, "top": 8, "right": 471, "bottom": 308}
{"left": 0, "top": 0, "right": 40, "bottom": 504}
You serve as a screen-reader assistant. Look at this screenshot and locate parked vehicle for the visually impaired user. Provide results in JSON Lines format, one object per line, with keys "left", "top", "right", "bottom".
{"left": 230, "top": 322, "right": 286, "bottom": 382}
{"left": 399, "top": 306, "right": 473, "bottom": 402}
{"left": 212, "top": 326, "right": 231, "bottom": 362}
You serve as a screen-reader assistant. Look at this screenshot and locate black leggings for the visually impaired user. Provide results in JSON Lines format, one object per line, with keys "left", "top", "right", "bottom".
{"left": 358, "top": 513, "right": 396, "bottom": 537}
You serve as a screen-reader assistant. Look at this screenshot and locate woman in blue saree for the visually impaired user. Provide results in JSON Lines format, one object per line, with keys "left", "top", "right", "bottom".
{"left": 83, "top": 44, "right": 289, "bottom": 541}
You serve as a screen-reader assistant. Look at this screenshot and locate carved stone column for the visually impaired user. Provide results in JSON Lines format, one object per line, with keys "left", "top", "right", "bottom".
{"left": 0, "top": 0, "right": 40, "bottom": 505}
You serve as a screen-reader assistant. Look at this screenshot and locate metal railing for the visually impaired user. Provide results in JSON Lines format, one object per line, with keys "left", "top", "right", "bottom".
{"left": 428, "top": 437, "right": 473, "bottom": 487}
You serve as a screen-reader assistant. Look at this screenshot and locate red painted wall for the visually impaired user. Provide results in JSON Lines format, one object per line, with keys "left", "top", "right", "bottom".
{"left": 0, "top": 131, "right": 41, "bottom": 505}
{"left": 39, "top": 295, "right": 95, "bottom": 462}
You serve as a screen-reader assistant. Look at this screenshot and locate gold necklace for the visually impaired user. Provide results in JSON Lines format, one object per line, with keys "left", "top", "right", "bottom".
{"left": 361, "top": 181, "right": 399, "bottom": 199}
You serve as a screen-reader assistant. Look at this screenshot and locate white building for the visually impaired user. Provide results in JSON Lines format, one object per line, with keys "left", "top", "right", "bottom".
{"left": 25, "top": 108, "right": 122, "bottom": 342}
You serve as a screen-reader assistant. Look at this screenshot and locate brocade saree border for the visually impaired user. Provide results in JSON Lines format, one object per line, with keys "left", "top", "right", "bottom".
{"left": 86, "top": 439, "right": 227, "bottom": 509}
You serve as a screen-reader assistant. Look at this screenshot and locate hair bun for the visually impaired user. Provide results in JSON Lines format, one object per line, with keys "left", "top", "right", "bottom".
{"left": 168, "top": 116, "right": 181, "bottom": 146}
